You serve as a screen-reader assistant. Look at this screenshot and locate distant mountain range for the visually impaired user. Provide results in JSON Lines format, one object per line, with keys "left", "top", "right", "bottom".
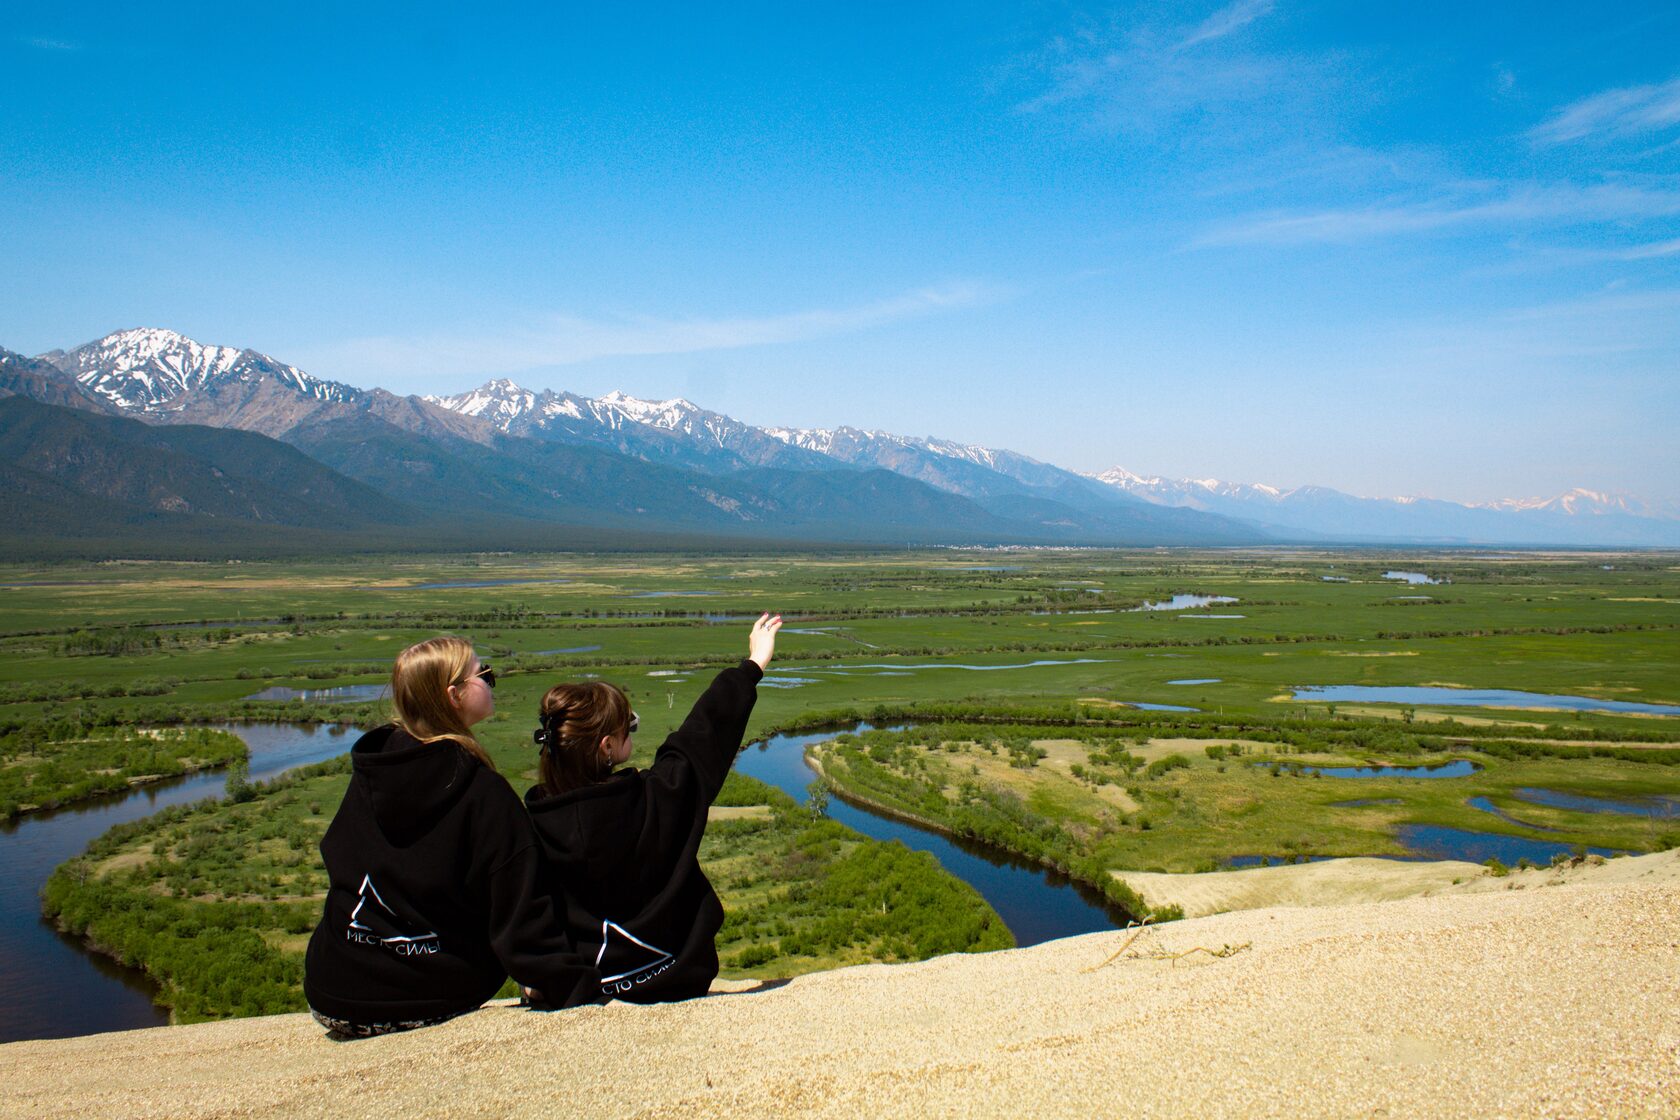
{"left": 1094, "top": 469, "right": 1680, "bottom": 548}
{"left": 0, "top": 327, "right": 1674, "bottom": 555}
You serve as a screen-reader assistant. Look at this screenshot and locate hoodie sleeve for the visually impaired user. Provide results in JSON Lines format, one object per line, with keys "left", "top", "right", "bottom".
{"left": 649, "top": 659, "right": 762, "bottom": 804}
{"left": 485, "top": 840, "right": 603, "bottom": 1009}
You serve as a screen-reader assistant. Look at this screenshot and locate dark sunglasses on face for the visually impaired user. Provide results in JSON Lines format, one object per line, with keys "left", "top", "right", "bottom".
{"left": 468, "top": 664, "right": 496, "bottom": 689}
{"left": 627, "top": 711, "right": 639, "bottom": 734}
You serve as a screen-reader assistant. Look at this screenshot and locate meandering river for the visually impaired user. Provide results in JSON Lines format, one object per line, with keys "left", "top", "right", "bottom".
{"left": 0, "top": 723, "right": 361, "bottom": 1044}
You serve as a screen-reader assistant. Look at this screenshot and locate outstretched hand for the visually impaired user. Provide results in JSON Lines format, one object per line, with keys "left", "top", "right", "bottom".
{"left": 748, "top": 612, "right": 782, "bottom": 670}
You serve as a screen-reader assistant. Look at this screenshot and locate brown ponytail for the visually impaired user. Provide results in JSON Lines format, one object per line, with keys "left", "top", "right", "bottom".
{"left": 535, "top": 681, "right": 632, "bottom": 796}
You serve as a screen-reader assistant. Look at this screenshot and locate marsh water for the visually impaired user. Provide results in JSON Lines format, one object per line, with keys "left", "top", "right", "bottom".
{"left": 0, "top": 723, "right": 362, "bottom": 1044}
{"left": 242, "top": 684, "right": 388, "bottom": 702}
{"left": 735, "top": 724, "right": 1132, "bottom": 947}
{"left": 1292, "top": 685, "right": 1680, "bottom": 716}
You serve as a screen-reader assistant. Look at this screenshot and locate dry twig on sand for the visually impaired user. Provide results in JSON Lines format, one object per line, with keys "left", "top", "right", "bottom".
{"left": 1084, "top": 917, "right": 1252, "bottom": 970}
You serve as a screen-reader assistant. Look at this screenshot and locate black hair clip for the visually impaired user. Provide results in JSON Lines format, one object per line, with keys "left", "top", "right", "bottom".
{"left": 533, "top": 709, "right": 563, "bottom": 751}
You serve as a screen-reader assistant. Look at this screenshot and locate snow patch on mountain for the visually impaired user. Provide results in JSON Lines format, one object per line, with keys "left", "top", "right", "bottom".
{"left": 45, "top": 328, "right": 361, "bottom": 412}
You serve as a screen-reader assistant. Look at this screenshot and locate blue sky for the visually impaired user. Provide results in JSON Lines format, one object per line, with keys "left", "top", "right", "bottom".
{"left": 3, "top": 2, "right": 1678, "bottom": 504}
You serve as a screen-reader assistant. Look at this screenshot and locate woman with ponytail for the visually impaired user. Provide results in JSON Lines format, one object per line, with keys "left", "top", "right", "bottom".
{"left": 524, "top": 613, "right": 780, "bottom": 1004}
{"left": 303, "top": 636, "right": 599, "bottom": 1037}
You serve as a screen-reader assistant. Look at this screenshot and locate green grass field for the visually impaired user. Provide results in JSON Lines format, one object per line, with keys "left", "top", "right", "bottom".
{"left": 8, "top": 547, "right": 1679, "bottom": 1019}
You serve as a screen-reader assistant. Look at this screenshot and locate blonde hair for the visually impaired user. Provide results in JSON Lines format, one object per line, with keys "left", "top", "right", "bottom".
{"left": 389, "top": 636, "right": 496, "bottom": 771}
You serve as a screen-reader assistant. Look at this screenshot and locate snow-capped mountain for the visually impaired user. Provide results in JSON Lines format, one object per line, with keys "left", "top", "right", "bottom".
{"left": 33, "top": 328, "right": 490, "bottom": 447}
{"left": 1093, "top": 468, "right": 1680, "bottom": 547}
{"left": 422, "top": 380, "right": 1252, "bottom": 539}
{"left": 46, "top": 328, "right": 362, "bottom": 413}
{"left": 1095, "top": 468, "right": 1287, "bottom": 509}
{"left": 1475, "top": 488, "right": 1680, "bottom": 521}
{"left": 426, "top": 381, "right": 837, "bottom": 471}
{"left": 9, "top": 326, "right": 1675, "bottom": 548}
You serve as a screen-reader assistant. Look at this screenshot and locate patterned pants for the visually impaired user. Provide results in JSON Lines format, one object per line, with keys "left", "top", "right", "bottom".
{"left": 309, "top": 1007, "right": 459, "bottom": 1039}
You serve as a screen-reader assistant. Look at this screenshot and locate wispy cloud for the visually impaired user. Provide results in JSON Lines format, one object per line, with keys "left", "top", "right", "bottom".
{"left": 1177, "top": 0, "right": 1274, "bottom": 51}
{"left": 1530, "top": 75, "right": 1680, "bottom": 144}
{"left": 18, "top": 36, "right": 81, "bottom": 51}
{"left": 312, "top": 282, "right": 1001, "bottom": 382}
{"left": 1620, "top": 235, "right": 1680, "bottom": 260}
{"left": 1196, "top": 182, "right": 1680, "bottom": 246}
{"left": 1011, "top": 2, "right": 1300, "bottom": 133}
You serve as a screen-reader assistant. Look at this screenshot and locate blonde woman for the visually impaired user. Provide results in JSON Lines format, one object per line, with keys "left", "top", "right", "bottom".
{"left": 304, "top": 636, "right": 598, "bottom": 1037}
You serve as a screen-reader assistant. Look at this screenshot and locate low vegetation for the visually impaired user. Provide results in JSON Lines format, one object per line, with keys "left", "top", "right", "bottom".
{"left": 1, "top": 725, "right": 245, "bottom": 818}
{"left": 42, "top": 762, "right": 1008, "bottom": 1021}
{"left": 807, "top": 724, "right": 1680, "bottom": 881}
{"left": 8, "top": 548, "right": 1680, "bottom": 1024}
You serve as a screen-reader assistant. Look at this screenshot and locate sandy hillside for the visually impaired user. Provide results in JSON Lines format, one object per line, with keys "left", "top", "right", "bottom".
{"left": 1114, "top": 846, "right": 1680, "bottom": 918}
{"left": 4, "top": 852, "right": 1677, "bottom": 1119}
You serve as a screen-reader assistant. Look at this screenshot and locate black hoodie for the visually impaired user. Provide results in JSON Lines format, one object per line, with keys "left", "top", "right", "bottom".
{"left": 524, "top": 659, "right": 762, "bottom": 1004}
{"left": 303, "top": 727, "right": 599, "bottom": 1024}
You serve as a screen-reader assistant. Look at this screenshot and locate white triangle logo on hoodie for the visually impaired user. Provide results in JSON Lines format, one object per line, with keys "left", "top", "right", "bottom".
{"left": 596, "top": 919, "right": 675, "bottom": 988}
{"left": 347, "top": 873, "right": 440, "bottom": 954}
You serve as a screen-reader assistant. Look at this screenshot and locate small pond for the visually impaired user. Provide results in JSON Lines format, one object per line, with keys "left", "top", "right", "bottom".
{"left": 403, "top": 578, "right": 573, "bottom": 590}
{"left": 1295, "top": 760, "right": 1481, "bottom": 779}
{"left": 1512, "top": 788, "right": 1680, "bottom": 817}
{"left": 1129, "top": 594, "right": 1239, "bottom": 612}
{"left": 528, "top": 644, "right": 602, "bottom": 656}
{"left": 242, "top": 684, "right": 387, "bottom": 703}
{"left": 1166, "top": 679, "right": 1220, "bottom": 685}
{"left": 769, "top": 658, "right": 1113, "bottom": 677}
{"left": 1384, "top": 571, "right": 1444, "bottom": 585}
{"left": 1291, "top": 685, "right": 1680, "bottom": 716}
{"left": 1393, "top": 825, "right": 1628, "bottom": 865}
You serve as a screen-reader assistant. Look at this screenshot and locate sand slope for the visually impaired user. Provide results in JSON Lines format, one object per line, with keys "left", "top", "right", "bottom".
{"left": 1115, "top": 845, "right": 1680, "bottom": 919}
{"left": 4, "top": 854, "right": 1678, "bottom": 1119}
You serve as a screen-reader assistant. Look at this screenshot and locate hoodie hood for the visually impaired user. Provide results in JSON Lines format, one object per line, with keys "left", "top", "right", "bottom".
{"left": 351, "top": 725, "right": 480, "bottom": 846}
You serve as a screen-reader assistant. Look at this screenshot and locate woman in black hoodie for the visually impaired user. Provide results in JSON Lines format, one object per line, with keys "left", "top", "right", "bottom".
{"left": 524, "top": 613, "right": 781, "bottom": 1004}
{"left": 303, "top": 636, "right": 599, "bottom": 1037}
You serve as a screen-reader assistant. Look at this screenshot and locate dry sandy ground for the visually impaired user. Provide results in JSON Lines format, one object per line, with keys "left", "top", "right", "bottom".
{"left": 4, "top": 855, "right": 1678, "bottom": 1119}
{"left": 1115, "top": 846, "right": 1680, "bottom": 919}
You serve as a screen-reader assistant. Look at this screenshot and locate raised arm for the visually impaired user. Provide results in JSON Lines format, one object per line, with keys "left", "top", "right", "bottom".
{"left": 651, "top": 614, "right": 780, "bottom": 801}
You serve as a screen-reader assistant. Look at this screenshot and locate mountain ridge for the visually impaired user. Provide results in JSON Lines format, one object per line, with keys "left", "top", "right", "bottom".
{"left": 11, "top": 327, "right": 1674, "bottom": 548}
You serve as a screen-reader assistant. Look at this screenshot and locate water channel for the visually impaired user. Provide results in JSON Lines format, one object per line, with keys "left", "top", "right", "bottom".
{"left": 734, "top": 724, "right": 1132, "bottom": 947}
{"left": 1291, "top": 685, "right": 1680, "bottom": 716}
{"left": 0, "top": 723, "right": 362, "bottom": 1044}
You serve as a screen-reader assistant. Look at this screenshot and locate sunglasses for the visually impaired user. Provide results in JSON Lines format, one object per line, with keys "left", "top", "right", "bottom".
{"left": 627, "top": 711, "right": 639, "bottom": 734}
{"left": 468, "top": 664, "right": 496, "bottom": 689}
